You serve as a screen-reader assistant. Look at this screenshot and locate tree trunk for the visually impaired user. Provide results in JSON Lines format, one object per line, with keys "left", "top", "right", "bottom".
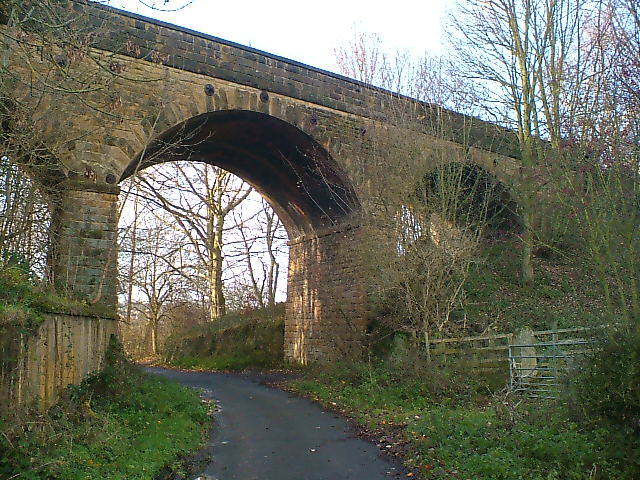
{"left": 207, "top": 202, "right": 226, "bottom": 320}
{"left": 521, "top": 226, "right": 535, "bottom": 286}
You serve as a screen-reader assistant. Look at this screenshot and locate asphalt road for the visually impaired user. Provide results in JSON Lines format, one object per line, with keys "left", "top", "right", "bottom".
{"left": 145, "top": 367, "right": 406, "bottom": 480}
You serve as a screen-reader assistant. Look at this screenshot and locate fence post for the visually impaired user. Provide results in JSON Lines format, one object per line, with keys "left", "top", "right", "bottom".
{"left": 512, "top": 327, "right": 537, "bottom": 379}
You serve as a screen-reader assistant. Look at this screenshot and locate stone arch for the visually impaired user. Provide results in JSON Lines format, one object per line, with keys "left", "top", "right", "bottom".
{"left": 417, "top": 161, "right": 522, "bottom": 236}
{"left": 120, "top": 110, "right": 361, "bottom": 237}
{"left": 120, "top": 110, "right": 367, "bottom": 363}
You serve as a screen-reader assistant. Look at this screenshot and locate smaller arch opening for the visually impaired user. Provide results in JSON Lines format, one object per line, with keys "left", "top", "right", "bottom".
{"left": 416, "top": 162, "right": 522, "bottom": 239}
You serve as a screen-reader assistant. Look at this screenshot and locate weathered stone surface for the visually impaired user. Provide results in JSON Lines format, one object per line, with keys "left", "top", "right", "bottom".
{"left": 50, "top": 186, "right": 119, "bottom": 308}
{"left": 286, "top": 227, "right": 367, "bottom": 363}
{"left": 0, "top": 314, "right": 117, "bottom": 412}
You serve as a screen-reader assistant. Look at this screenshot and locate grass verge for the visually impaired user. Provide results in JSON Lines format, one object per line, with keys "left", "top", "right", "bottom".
{"left": 0, "top": 340, "right": 209, "bottom": 480}
{"left": 289, "top": 361, "right": 639, "bottom": 480}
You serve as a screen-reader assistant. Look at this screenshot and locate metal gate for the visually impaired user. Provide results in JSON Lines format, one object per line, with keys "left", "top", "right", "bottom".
{"left": 508, "top": 339, "right": 598, "bottom": 399}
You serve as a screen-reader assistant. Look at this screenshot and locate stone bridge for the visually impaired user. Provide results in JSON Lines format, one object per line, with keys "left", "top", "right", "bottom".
{"left": 2, "top": 0, "right": 522, "bottom": 365}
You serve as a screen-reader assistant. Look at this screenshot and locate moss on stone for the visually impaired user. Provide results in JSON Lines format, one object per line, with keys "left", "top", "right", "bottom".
{"left": 0, "top": 266, "right": 117, "bottom": 335}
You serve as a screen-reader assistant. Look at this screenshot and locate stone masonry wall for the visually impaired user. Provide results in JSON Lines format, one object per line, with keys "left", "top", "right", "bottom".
{"left": 51, "top": 182, "right": 119, "bottom": 308}
{"left": 0, "top": 314, "right": 117, "bottom": 412}
{"left": 0, "top": 1, "right": 526, "bottom": 366}
{"left": 285, "top": 228, "right": 367, "bottom": 363}
{"left": 68, "top": 1, "right": 521, "bottom": 159}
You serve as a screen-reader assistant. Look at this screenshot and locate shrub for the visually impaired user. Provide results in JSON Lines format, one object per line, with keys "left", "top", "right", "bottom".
{"left": 573, "top": 323, "right": 640, "bottom": 431}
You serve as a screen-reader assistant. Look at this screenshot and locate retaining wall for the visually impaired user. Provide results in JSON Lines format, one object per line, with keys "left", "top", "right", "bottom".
{"left": 0, "top": 313, "right": 116, "bottom": 413}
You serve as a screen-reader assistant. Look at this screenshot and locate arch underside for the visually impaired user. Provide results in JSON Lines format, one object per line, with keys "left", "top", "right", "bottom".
{"left": 119, "top": 109, "right": 367, "bottom": 363}
{"left": 420, "top": 161, "right": 522, "bottom": 235}
{"left": 120, "top": 110, "right": 361, "bottom": 238}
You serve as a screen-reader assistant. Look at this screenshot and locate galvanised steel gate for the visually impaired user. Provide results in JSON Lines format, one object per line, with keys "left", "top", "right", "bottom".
{"left": 508, "top": 338, "right": 599, "bottom": 399}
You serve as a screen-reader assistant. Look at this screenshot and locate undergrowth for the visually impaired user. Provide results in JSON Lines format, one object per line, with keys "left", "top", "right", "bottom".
{"left": 290, "top": 360, "right": 639, "bottom": 480}
{"left": 0, "top": 338, "right": 209, "bottom": 480}
{"left": 0, "top": 266, "right": 116, "bottom": 332}
{"left": 459, "top": 238, "right": 609, "bottom": 334}
{"left": 572, "top": 322, "right": 640, "bottom": 432}
{"left": 164, "top": 305, "right": 285, "bottom": 370}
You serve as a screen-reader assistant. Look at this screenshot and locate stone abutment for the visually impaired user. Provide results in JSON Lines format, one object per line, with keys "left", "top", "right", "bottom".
{"left": 0, "top": 314, "right": 116, "bottom": 413}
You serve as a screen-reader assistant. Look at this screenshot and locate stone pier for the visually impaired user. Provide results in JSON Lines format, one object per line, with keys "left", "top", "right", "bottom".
{"left": 286, "top": 227, "right": 367, "bottom": 363}
{"left": 50, "top": 181, "right": 119, "bottom": 308}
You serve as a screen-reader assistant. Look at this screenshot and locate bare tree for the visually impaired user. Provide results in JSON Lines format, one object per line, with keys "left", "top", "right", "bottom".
{"left": 106, "top": 0, "right": 199, "bottom": 12}
{"left": 0, "top": 156, "right": 50, "bottom": 276}
{"left": 119, "top": 210, "right": 188, "bottom": 355}
{"left": 447, "top": 0, "right": 595, "bottom": 285}
{"left": 335, "top": 30, "right": 411, "bottom": 93}
{"left": 232, "top": 197, "right": 287, "bottom": 309}
{"left": 124, "top": 162, "right": 253, "bottom": 321}
{"left": 333, "top": 26, "right": 527, "bottom": 351}
{"left": 553, "top": 0, "right": 640, "bottom": 322}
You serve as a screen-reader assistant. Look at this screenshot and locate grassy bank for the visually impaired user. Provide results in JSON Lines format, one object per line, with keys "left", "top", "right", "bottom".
{"left": 0, "top": 341, "right": 209, "bottom": 480}
{"left": 0, "top": 266, "right": 116, "bottom": 333}
{"left": 164, "top": 305, "right": 285, "bottom": 371}
{"left": 366, "top": 235, "right": 613, "bottom": 369}
{"left": 290, "top": 362, "right": 639, "bottom": 480}
{"left": 444, "top": 237, "right": 609, "bottom": 335}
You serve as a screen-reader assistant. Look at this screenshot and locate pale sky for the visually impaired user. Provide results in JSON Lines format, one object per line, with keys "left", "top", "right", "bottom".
{"left": 107, "top": 0, "right": 448, "bottom": 74}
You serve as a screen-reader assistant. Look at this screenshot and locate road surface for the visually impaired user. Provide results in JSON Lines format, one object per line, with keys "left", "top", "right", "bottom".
{"left": 145, "top": 367, "right": 406, "bottom": 480}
